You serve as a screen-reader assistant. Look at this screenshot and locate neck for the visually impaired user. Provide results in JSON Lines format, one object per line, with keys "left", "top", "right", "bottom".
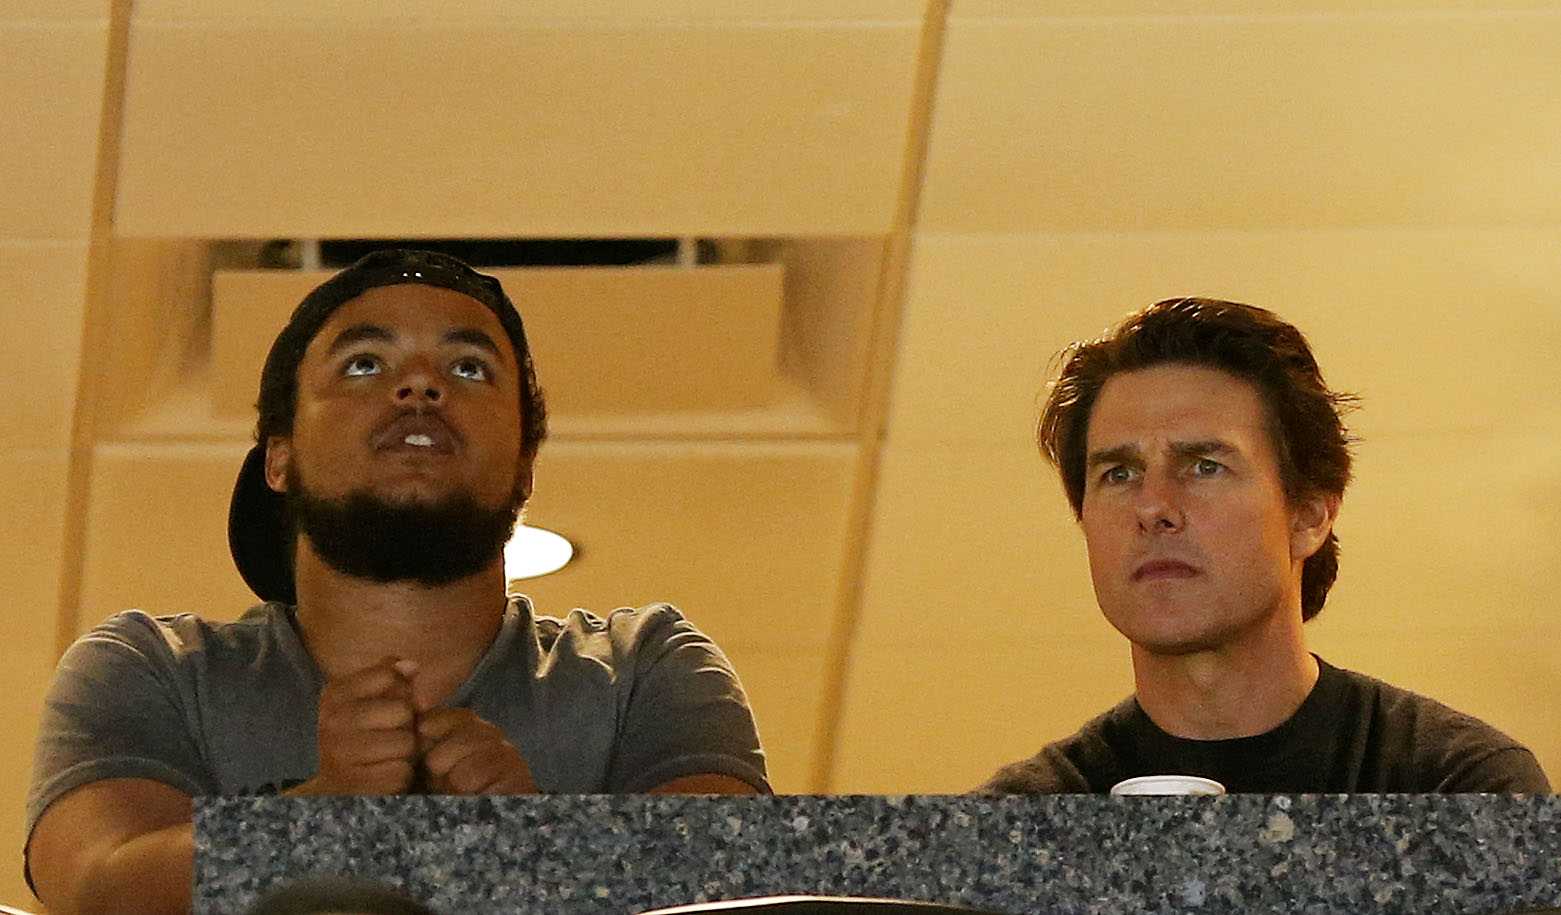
{"left": 290, "top": 541, "right": 509, "bottom": 707}
{"left": 1129, "top": 612, "right": 1318, "bottom": 740}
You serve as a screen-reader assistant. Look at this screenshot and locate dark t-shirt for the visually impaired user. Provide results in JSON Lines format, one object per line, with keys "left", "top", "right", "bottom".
{"left": 978, "top": 658, "right": 1550, "bottom": 794}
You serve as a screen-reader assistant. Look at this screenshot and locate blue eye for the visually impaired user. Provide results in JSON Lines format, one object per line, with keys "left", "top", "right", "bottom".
{"left": 451, "top": 358, "right": 490, "bottom": 381}
{"left": 342, "top": 355, "right": 380, "bottom": 377}
{"left": 1192, "top": 458, "right": 1224, "bottom": 476}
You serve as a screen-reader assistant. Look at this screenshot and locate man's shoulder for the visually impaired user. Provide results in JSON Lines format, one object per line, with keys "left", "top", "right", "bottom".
{"left": 73, "top": 603, "right": 290, "bottom": 664}
{"left": 527, "top": 599, "right": 697, "bottom": 654}
{"left": 975, "top": 697, "right": 1138, "bottom": 795}
{"left": 1321, "top": 659, "right": 1551, "bottom": 792}
{"left": 1326, "top": 661, "right": 1520, "bottom": 742}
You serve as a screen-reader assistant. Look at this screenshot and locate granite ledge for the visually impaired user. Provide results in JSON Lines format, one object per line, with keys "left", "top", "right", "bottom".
{"left": 195, "top": 794, "right": 1561, "bottom": 915}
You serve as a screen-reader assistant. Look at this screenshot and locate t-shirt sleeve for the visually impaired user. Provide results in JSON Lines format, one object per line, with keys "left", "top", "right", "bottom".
{"left": 1439, "top": 745, "right": 1552, "bottom": 794}
{"left": 603, "top": 606, "right": 770, "bottom": 794}
{"left": 26, "top": 613, "right": 211, "bottom": 841}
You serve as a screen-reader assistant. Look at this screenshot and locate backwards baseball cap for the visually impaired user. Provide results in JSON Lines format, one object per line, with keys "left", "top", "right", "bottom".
{"left": 228, "top": 248, "right": 547, "bottom": 604}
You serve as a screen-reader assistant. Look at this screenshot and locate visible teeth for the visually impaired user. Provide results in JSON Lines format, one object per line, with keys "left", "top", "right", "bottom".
{"left": 404, "top": 433, "right": 435, "bottom": 447}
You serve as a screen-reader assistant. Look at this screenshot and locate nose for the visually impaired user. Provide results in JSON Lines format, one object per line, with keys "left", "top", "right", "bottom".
{"left": 393, "top": 357, "right": 444, "bottom": 406}
{"left": 1134, "top": 469, "right": 1185, "bottom": 535}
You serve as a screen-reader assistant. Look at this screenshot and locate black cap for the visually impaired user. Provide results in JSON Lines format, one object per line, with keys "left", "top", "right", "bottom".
{"left": 228, "top": 249, "right": 544, "bottom": 604}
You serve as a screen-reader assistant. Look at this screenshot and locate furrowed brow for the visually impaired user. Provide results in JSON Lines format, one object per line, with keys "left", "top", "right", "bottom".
{"left": 1086, "top": 444, "right": 1139, "bottom": 470}
{"left": 325, "top": 324, "right": 394, "bottom": 355}
{"left": 1168, "top": 440, "right": 1237, "bottom": 459}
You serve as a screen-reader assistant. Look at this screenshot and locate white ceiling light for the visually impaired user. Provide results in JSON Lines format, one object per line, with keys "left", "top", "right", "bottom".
{"left": 504, "top": 524, "right": 575, "bottom": 580}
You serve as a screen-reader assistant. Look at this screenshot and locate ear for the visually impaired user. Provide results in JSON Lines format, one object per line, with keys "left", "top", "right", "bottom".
{"left": 516, "top": 457, "right": 535, "bottom": 505}
{"left": 263, "top": 437, "right": 293, "bottom": 493}
{"left": 1289, "top": 491, "right": 1340, "bottom": 563}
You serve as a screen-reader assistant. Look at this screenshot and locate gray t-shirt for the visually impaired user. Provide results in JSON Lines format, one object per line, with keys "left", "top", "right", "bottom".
{"left": 27, "top": 597, "right": 769, "bottom": 837}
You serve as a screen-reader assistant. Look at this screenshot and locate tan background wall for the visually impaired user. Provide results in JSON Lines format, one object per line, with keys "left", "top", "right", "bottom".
{"left": 3, "top": 0, "right": 1559, "bottom": 906}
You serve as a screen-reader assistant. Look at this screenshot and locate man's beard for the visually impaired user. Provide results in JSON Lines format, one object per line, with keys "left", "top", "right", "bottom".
{"left": 285, "top": 466, "right": 523, "bottom": 588}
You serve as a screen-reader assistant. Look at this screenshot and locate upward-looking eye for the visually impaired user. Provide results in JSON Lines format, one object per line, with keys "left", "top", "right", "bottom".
{"left": 450, "top": 357, "right": 491, "bottom": 381}
{"left": 341, "top": 354, "right": 381, "bottom": 377}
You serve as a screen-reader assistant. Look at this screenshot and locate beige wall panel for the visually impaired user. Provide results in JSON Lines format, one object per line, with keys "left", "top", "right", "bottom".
{"left": 772, "top": 238, "right": 886, "bottom": 430}
{"left": 956, "top": 1, "right": 1561, "bottom": 15}
{"left": 853, "top": 441, "right": 1103, "bottom": 647}
{"left": 833, "top": 639, "right": 1133, "bottom": 793}
{"left": 719, "top": 645, "right": 829, "bottom": 794}
{"left": 78, "top": 442, "right": 257, "bottom": 633}
{"left": 518, "top": 440, "right": 859, "bottom": 654}
{"left": 0, "top": 21, "right": 107, "bottom": 238}
{"left": 920, "top": 14, "right": 1561, "bottom": 232}
{"left": 1315, "top": 428, "right": 1561, "bottom": 638}
{"left": 1310, "top": 428, "right": 1561, "bottom": 782}
{"left": 0, "top": 450, "right": 74, "bottom": 906}
{"left": 213, "top": 265, "right": 787, "bottom": 422}
{"left": 0, "top": 242, "right": 90, "bottom": 450}
{"left": 889, "top": 230, "right": 1561, "bottom": 445}
{"left": 116, "top": 22, "right": 919, "bottom": 237}
{"left": 2, "top": 1, "right": 107, "bottom": 19}
{"left": 134, "top": 0, "right": 923, "bottom": 20}
{"left": 840, "top": 439, "right": 1126, "bottom": 792}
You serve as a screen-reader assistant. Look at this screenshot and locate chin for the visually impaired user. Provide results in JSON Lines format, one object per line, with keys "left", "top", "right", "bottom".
{"left": 1110, "top": 610, "right": 1226, "bottom": 657}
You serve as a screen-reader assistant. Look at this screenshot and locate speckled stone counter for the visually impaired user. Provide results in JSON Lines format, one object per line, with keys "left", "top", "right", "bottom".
{"left": 194, "top": 794, "right": 1560, "bottom": 914}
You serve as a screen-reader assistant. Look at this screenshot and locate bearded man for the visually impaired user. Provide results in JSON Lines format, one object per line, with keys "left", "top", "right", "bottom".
{"left": 26, "top": 250, "right": 768, "bottom": 915}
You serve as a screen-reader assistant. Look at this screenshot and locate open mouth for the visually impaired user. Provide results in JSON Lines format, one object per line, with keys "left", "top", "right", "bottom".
{"left": 372, "top": 411, "right": 459, "bottom": 454}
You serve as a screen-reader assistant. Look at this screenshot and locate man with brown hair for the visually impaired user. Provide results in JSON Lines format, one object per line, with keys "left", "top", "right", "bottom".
{"left": 981, "top": 297, "right": 1547, "bottom": 795}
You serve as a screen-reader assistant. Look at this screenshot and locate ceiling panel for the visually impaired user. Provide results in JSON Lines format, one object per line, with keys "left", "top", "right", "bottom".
{"left": 852, "top": 440, "right": 1098, "bottom": 648}
{"left": 0, "top": 451, "right": 73, "bottom": 650}
{"left": 889, "top": 230, "right": 1561, "bottom": 446}
{"left": 720, "top": 645, "right": 832, "bottom": 793}
{"left": 131, "top": 0, "right": 926, "bottom": 22}
{"left": 1318, "top": 428, "right": 1561, "bottom": 637}
{"left": 116, "top": 20, "right": 920, "bottom": 237}
{"left": 952, "top": 1, "right": 1561, "bottom": 15}
{"left": 832, "top": 638, "right": 1132, "bottom": 793}
{"left": 518, "top": 439, "right": 860, "bottom": 654}
{"left": 0, "top": 21, "right": 107, "bottom": 237}
{"left": 919, "top": 13, "right": 1561, "bottom": 232}
{"left": 1, "top": 1, "right": 108, "bottom": 19}
{"left": 79, "top": 442, "right": 257, "bottom": 634}
{"left": 0, "top": 242, "right": 90, "bottom": 450}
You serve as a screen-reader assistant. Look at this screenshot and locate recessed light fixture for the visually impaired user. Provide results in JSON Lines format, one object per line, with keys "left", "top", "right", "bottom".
{"left": 504, "top": 524, "right": 575, "bottom": 580}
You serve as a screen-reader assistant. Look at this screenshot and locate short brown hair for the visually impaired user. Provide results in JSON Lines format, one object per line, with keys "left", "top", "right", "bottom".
{"left": 1040, "top": 297, "right": 1356, "bottom": 620}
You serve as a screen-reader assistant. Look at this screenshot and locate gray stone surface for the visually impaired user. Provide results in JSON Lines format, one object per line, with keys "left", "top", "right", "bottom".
{"left": 194, "top": 794, "right": 1561, "bottom": 914}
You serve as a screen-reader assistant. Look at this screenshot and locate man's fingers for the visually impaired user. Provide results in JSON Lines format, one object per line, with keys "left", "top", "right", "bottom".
{"left": 415, "top": 709, "right": 536, "bottom": 795}
{"left": 351, "top": 759, "right": 418, "bottom": 795}
{"left": 439, "top": 745, "right": 515, "bottom": 794}
{"left": 323, "top": 658, "right": 417, "bottom": 703}
{"left": 321, "top": 695, "right": 416, "bottom": 732}
{"left": 328, "top": 728, "right": 418, "bottom": 767}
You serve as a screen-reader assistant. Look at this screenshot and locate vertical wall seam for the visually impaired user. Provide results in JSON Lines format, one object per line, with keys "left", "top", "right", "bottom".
{"left": 808, "top": 0, "right": 952, "bottom": 792}
{"left": 56, "top": 0, "right": 134, "bottom": 656}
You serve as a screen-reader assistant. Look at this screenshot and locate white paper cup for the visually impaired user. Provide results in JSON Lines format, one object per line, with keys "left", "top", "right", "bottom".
{"left": 1110, "top": 774, "right": 1226, "bottom": 795}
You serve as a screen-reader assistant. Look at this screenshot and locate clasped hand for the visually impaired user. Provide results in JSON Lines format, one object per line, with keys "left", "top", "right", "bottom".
{"left": 301, "top": 657, "right": 537, "bottom": 796}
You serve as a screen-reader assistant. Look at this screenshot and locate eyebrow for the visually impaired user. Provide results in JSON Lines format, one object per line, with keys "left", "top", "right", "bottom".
{"left": 1085, "top": 439, "right": 1237, "bottom": 469}
{"left": 444, "top": 327, "right": 502, "bottom": 357}
{"left": 323, "top": 324, "right": 502, "bottom": 358}
{"left": 1085, "top": 444, "right": 1140, "bottom": 471}
{"left": 325, "top": 323, "right": 394, "bottom": 355}
{"left": 1168, "top": 440, "right": 1238, "bottom": 460}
